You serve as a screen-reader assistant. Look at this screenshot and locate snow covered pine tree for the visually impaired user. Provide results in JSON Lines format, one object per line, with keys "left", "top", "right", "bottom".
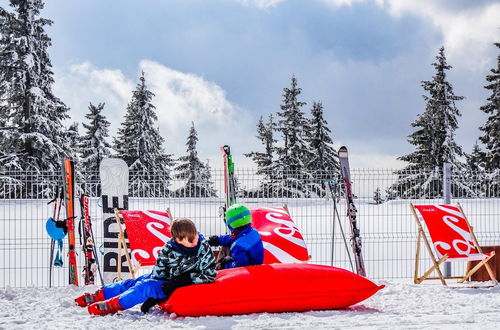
{"left": 274, "top": 75, "right": 314, "bottom": 197}
{"left": 388, "top": 47, "right": 471, "bottom": 199}
{"left": 478, "top": 42, "right": 500, "bottom": 196}
{"left": 244, "top": 114, "right": 279, "bottom": 197}
{"left": 79, "top": 102, "right": 111, "bottom": 194}
{"left": 113, "top": 72, "right": 173, "bottom": 197}
{"left": 0, "top": 0, "right": 73, "bottom": 197}
{"left": 174, "top": 122, "right": 216, "bottom": 197}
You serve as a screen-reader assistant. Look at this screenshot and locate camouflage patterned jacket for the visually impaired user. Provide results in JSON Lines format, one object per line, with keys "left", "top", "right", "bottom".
{"left": 151, "top": 234, "right": 216, "bottom": 284}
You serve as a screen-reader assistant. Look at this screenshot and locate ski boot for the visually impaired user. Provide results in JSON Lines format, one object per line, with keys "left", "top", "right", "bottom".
{"left": 88, "top": 296, "right": 123, "bottom": 316}
{"left": 75, "top": 288, "right": 105, "bottom": 307}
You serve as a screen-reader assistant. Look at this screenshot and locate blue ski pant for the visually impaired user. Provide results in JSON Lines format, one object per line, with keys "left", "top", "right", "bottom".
{"left": 102, "top": 273, "right": 168, "bottom": 309}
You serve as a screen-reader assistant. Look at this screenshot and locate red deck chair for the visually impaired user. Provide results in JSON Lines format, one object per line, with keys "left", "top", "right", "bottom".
{"left": 114, "top": 209, "right": 173, "bottom": 280}
{"left": 250, "top": 206, "right": 309, "bottom": 264}
{"left": 410, "top": 203, "right": 496, "bottom": 285}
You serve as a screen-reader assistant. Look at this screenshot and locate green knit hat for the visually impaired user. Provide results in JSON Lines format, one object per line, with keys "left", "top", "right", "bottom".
{"left": 225, "top": 204, "right": 252, "bottom": 230}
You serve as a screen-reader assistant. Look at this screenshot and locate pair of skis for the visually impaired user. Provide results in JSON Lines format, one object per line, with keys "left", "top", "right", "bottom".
{"left": 47, "top": 187, "right": 64, "bottom": 288}
{"left": 221, "top": 145, "right": 237, "bottom": 209}
{"left": 217, "top": 145, "right": 237, "bottom": 260}
{"left": 79, "top": 193, "right": 104, "bottom": 285}
{"left": 330, "top": 146, "right": 366, "bottom": 277}
{"left": 49, "top": 159, "right": 102, "bottom": 286}
{"left": 62, "top": 159, "right": 79, "bottom": 286}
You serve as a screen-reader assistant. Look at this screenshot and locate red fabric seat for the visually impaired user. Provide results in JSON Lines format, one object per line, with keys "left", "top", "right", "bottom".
{"left": 159, "top": 263, "right": 384, "bottom": 316}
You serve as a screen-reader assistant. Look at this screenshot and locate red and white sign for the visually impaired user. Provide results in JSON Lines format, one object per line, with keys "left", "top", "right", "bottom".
{"left": 251, "top": 207, "right": 309, "bottom": 264}
{"left": 121, "top": 210, "right": 172, "bottom": 266}
{"left": 415, "top": 205, "right": 485, "bottom": 261}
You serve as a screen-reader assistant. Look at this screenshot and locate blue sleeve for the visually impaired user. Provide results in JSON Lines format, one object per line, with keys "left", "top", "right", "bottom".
{"left": 218, "top": 234, "right": 233, "bottom": 247}
{"left": 225, "top": 245, "right": 249, "bottom": 269}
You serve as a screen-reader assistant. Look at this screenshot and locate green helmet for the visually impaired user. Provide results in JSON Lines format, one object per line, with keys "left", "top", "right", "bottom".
{"left": 225, "top": 204, "right": 252, "bottom": 231}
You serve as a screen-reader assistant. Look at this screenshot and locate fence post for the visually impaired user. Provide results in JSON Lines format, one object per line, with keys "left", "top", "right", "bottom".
{"left": 443, "top": 162, "right": 452, "bottom": 277}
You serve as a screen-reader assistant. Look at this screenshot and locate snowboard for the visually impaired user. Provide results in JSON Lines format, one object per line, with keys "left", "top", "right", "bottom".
{"left": 99, "top": 158, "right": 129, "bottom": 283}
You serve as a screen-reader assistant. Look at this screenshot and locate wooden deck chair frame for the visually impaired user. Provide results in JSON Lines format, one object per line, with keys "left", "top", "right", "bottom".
{"left": 115, "top": 208, "right": 173, "bottom": 281}
{"left": 410, "top": 203, "right": 496, "bottom": 285}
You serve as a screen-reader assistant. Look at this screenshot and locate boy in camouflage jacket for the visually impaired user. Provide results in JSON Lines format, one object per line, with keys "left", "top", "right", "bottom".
{"left": 75, "top": 218, "right": 216, "bottom": 315}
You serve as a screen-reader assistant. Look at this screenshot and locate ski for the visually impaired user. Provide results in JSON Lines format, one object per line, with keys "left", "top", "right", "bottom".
{"left": 221, "top": 145, "right": 237, "bottom": 208}
{"left": 46, "top": 186, "right": 64, "bottom": 287}
{"left": 338, "top": 146, "right": 366, "bottom": 277}
{"left": 218, "top": 145, "right": 237, "bottom": 260}
{"left": 79, "top": 193, "right": 103, "bottom": 285}
{"left": 62, "top": 158, "right": 79, "bottom": 286}
{"left": 100, "top": 158, "right": 129, "bottom": 284}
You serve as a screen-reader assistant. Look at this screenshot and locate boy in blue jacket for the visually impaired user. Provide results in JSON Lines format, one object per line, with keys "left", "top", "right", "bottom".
{"left": 74, "top": 218, "right": 216, "bottom": 315}
{"left": 208, "top": 204, "right": 264, "bottom": 269}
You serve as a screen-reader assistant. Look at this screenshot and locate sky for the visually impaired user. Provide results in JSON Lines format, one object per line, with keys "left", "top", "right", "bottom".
{"left": 2, "top": 0, "right": 499, "bottom": 169}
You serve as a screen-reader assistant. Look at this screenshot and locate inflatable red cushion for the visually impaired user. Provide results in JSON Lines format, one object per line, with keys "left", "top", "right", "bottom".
{"left": 159, "top": 263, "right": 384, "bottom": 316}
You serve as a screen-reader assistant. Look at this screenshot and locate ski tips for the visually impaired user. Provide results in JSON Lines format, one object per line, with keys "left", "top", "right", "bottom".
{"left": 338, "top": 146, "right": 348, "bottom": 157}
{"left": 222, "top": 145, "right": 231, "bottom": 154}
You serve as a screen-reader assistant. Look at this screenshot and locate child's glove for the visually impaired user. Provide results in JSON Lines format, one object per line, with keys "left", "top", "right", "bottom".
{"left": 140, "top": 273, "right": 194, "bottom": 314}
{"left": 216, "top": 256, "right": 234, "bottom": 270}
{"left": 207, "top": 235, "right": 220, "bottom": 246}
{"left": 141, "top": 298, "right": 162, "bottom": 313}
{"left": 162, "top": 273, "right": 193, "bottom": 297}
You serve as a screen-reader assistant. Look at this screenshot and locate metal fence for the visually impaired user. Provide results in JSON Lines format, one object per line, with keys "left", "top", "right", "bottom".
{"left": 0, "top": 168, "right": 499, "bottom": 288}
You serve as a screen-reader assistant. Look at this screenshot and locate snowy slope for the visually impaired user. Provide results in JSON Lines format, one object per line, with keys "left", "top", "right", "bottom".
{"left": 1, "top": 281, "right": 499, "bottom": 329}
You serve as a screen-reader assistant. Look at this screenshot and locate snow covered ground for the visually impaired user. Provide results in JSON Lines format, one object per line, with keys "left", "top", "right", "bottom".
{"left": 1, "top": 198, "right": 499, "bottom": 328}
{"left": 1, "top": 280, "right": 500, "bottom": 329}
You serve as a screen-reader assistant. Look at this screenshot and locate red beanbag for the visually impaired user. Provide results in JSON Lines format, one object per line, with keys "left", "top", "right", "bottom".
{"left": 159, "top": 263, "right": 384, "bottom": 317}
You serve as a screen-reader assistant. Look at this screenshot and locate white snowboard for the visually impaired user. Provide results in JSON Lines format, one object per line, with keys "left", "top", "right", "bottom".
{"left": 99, "top": 158, "right": 129, "bottom": 284}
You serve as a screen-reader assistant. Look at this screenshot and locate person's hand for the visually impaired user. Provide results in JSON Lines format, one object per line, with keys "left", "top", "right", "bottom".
{"left": 208, "top": 235, "right": 220, "bottom": 246}
{"left": 216, "top": 256, "right": 234, "bottom": 270}
{"left": 140, "top": 298, "right": 162, "bottom": 313}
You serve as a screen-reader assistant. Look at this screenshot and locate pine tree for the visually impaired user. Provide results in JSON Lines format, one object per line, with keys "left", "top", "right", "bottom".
{"left": 274, "top": 75, "right": 313, "bottom": 197}
{"left": 113, "top": 72, "right": 173, "bottom": 197}
{"left": 0, "top": 0, "right": 72, "bottom": 197}
{"left": 464, "top": 142, "right": 486, "bottom": 197}
{"left": 174, "top": 122, "right": 216, "bottom": 197}
{"left": 79, "top": 102, "right": 111, "bottom": 195}
{"left": 306, "top": 101, "right": 339, "bottom": 196}
{"left": 478, "top": 42, "right": 500, "bottom": 197}
{"left": 244, "top": 114, "right": 278, "bottom": 197}
{"left": 389, "top": 47, "right": 469, "bottom": 198}
{"left": 466, "top": 142, "right": 485, "bottom": 173}
{"left": 373, "top": 187, "right": 383, "bottom": 204}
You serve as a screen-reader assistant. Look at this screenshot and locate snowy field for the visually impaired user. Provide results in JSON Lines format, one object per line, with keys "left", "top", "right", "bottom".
{"left": 1, "top": 198, "right": 500, "bottom": 329}
{"left": 1, "top": 280, "right": 500, "bottom": 329}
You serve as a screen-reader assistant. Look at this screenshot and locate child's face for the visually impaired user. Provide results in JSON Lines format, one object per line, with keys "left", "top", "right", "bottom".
{"left": 175, "top": 235, "right": 199, "bottom": 248}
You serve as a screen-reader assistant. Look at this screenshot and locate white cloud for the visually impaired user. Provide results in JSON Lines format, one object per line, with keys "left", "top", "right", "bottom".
{"left": 383, "top": 0, "right": 500, "bottom": 69}
{"left": 138, "top": 60, "right": 238, "bottom": 137}
{"left": 54, "top": 60, "right": 254, "bottom": 160}
{"left": 54, "top": 61, "right": 134, "bottom": 134}
{"left": 320, "top": 0, "right": 500, "bottom": 70}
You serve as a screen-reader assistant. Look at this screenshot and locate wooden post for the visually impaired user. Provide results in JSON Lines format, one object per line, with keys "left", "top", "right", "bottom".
{"left": 414, "top": 229, "right": 421, "bottom": 284}
{"left": 114, "top": 209, "right": 135, "bottom": 280}
{"left": 409, "top": 204, "right": 447, "bottom": 285}
{"left": 457, "top": 203, "right": 497, "bottom": 283}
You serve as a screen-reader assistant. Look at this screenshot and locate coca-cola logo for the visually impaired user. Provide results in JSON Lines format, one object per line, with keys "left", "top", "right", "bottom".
{"left": 429, "top": 205, "right": 478, "bottom": 258}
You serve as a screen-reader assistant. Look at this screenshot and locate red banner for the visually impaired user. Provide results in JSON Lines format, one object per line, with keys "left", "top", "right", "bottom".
{"left": 121, "top": 210, "right": 172, "bottom": 266}
{"left": 415, "top": 205, "right": 483, "bottom": 260}
{"left": 251, "top": 207, "right": 309, "bottom": 264}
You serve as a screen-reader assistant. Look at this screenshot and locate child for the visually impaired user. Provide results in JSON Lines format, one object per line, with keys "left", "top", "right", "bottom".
{"left": 75, "top": 218, "right": 216, "bottom": 316}
{"left": 208, "top": 204, "right": 264, "bottom": 269}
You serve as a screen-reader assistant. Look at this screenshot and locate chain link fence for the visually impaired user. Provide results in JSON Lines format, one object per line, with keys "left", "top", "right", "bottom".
{"left": 1, "top": 167, "right": 499, "bottom": 287}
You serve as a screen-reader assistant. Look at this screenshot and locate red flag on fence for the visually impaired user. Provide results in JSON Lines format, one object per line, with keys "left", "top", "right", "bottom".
{"left": 251, "top": 207, "right": 309, "bottom": 264}
{"left": 120, "top": 210, "right": 172, "bottom": 266}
